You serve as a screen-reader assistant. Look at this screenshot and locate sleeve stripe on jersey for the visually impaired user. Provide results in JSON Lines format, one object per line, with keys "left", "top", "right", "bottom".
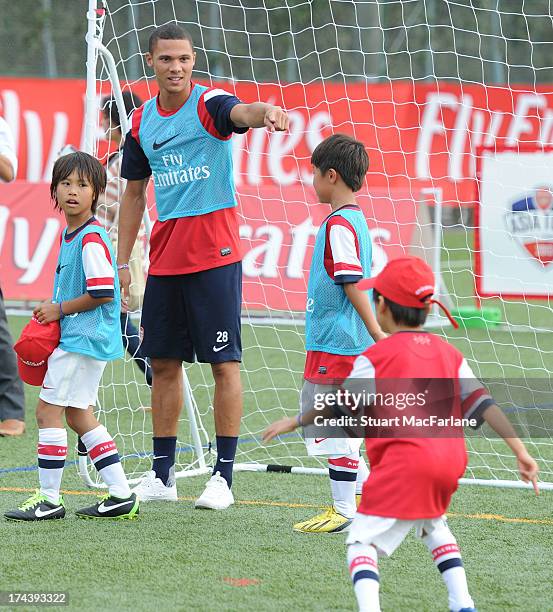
{"left": 462, "top": 388, "right": 494, "bottom": 418}
{"left": 130, "top": 103, "right": 145, "bottom": 144}
{"left": 88, "top": 288, "right": 115, "bottom": 299}
{"left": 334, "top": 263, "right": 363, "bottom": 274}
{"left": 204, "top": 88, "right": 233, "bottom": 102}
{"left": 86, "top": 277, "right": 115, "bottom": 288}
{"left": 335, "top": 274, "right": 363, "bottom": 285}
{"left": 197, "top": 90, "right": 231, "bottom": 141}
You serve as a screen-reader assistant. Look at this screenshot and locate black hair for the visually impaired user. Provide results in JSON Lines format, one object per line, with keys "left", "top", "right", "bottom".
{"left": 101, "top": 91, "right": 143, "bottom": 134}
{"left": 373, "top": 289, "right": 429, "bottom": 327}
{"left": 50, "top": 152, "right": 106, "bottom": 214}
{"left": 311, "top": 133, "right": 369, "bottom": 192}
{"left": 148, "top": 23, "right": 194, "bottom": 54}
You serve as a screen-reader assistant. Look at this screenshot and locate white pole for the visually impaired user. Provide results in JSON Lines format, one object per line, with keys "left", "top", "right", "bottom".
{"left": 84, "top": 0, "right": 100, "bottom": 155}
{"left": 420, "top": 187, "right": 444, "bottom": 318}
{"left": 182, "top": 367, "right": 208, "bottom": 472}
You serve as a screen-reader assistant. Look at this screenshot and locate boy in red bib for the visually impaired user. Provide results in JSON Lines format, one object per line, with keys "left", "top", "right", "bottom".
{"left": 263, "top": 256, "right": 539, "bottom": 612}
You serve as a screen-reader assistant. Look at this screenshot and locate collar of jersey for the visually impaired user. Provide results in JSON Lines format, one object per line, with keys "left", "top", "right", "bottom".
{"left": 64, "top": 216, "right": 97, "bottom": 243}
{"left": 156, "top": 81, "right": 196, "bottom": 117}
{"left": 323, "top": 203, "right": 360, "bottom": 224}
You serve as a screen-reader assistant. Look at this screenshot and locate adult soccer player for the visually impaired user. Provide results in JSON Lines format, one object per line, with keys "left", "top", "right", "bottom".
{"left": 263, "top": 256, "right": 539, "bottom": 612}
{"left": 293, "top": 134, "right": 385, "bottom": 533}
{"left": 117, "top": 23, "right": 289, "bottom": 509}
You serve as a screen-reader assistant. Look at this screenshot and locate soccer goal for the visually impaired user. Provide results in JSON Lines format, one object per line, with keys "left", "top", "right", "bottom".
{"left": 80, "top": 0, "right": 553, "bottom": 491}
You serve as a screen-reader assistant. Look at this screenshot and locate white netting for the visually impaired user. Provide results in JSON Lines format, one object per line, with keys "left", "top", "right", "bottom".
{"left": 85, "top": 0, "right": 553, "bottom": 488}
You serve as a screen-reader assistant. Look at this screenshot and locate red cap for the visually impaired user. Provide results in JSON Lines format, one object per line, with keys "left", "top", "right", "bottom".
{"left": 357, "top": 256, "right": 459, "bottom": 329}
{"left": 13, "top": 316, "right": 60, "bottom": 386}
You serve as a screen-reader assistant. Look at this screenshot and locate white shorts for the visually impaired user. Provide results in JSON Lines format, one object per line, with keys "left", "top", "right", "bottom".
{"left": 346, "top": 513, "right": 448, "bottom": 557}
{"left": 39, "top": 348, "right": 106, "bottom": 409}
{"left": 304, "top": 436, "right": 363, "bottom": 457}
{"left": 301, "top": 380, "right": 363, "bottom": 457}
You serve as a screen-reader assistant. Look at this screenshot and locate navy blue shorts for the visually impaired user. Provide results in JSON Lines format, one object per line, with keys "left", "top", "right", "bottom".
{"left": 140, "top": 262, "right": 242, "bottom": 364}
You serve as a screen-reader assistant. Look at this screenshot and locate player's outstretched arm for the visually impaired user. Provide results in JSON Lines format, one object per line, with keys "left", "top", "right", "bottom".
{"left": 262, "top": 402, "right": 339, "bottom": 442}
{"left": 230, "top": 102, "right": 289, "bottom": 132}
{"left": 117, "top": 178, "right": 148, "bottom": 303}
{"left": 482, "top": 404, "right": 540, "bottom": 494}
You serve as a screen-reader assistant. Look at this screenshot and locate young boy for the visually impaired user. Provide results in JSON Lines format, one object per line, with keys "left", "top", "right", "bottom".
{"left": 5, "top": 151, "right": 139, "bottom": 521}
{"left": 292, "top": 134, "right": 385, "bottom": 533}
{"left": 263, "top": 256, "right": 539, "bottom": 611}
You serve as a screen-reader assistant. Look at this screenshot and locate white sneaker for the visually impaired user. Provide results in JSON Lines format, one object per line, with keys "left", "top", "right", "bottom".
{"left": 132, "top": 470, "right": 178, "bottom": 502}
{"left": 194, "top": 471, "right": 234, "bottom": 510}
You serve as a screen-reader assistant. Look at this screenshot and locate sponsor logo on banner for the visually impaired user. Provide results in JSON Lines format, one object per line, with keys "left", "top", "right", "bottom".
{"left": 504, "top": 186, "right": 553, "bottom": 266}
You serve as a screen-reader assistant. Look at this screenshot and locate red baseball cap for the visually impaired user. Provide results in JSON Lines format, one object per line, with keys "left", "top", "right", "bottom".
{"left": 357, "top": 256, "right": 459, "bottom": 328}
{"left": 13, "top": 316, "right": 60, "bottom": 386}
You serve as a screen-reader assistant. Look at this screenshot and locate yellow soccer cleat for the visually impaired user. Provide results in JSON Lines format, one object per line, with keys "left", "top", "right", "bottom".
{"left": 293, "top": 507, "right": 352, "bottom": 533}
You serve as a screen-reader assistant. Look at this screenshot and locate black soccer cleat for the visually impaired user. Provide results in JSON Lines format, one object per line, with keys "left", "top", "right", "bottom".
{"left": 4, "top": 491, "right": 66, "bottom": 522}
{"left": 75, "top": 493, "right": 139, "bottom": 520}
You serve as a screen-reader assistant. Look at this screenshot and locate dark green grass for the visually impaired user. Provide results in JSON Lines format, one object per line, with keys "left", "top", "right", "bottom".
{"left": 1, "top": 229, "right": 552, "bottom": 610}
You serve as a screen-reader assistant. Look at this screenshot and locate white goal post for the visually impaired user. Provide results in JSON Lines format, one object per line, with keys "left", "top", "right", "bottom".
{"left": 79, "top": 0, "right": 553, "bottom": 491}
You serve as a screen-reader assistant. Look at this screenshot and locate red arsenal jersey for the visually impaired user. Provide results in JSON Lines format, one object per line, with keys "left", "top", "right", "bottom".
{"left": 346, "top": 331, "right": 492, "bottom": 520}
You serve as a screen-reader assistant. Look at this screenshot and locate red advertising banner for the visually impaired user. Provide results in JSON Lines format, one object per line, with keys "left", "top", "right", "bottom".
{"left": 3, "top": 78, "right": 553, "bottom": 205}
{"left": 3, "top": 77, "right": 553, "bottom": 305}
{"left": 0, "top": 182, "right": 416, "bottom": 308}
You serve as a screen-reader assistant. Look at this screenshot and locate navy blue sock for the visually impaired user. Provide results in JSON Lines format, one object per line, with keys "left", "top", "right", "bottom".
{"left": 152, "top": 437, "right": 177, "bottom": 485}
{"left": 213, "top": 436, "right": 238, "bottom": 487}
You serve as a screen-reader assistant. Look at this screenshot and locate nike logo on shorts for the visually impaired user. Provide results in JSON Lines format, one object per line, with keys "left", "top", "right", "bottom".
{"left": 213, "top": 344, "right": 229, "bottom": 353}
{"left": 152, "top": 135, "right": 178, "bottom": 150}
{"left": 314, "top": 438, "right": 328, "bottom": 444}
{"left": 220, "top": 458, "right": 233, "bottom": 463}
{"left": 97, "top": 499, "right": 134, "bottom": 513}
{"left": 35, "top": 507, "right": 61, "bottom": 518}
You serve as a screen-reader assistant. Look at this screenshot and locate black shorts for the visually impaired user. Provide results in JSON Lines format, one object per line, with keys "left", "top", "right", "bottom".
{"left": 140, "top": 262, "right": 242, "bottom": 364}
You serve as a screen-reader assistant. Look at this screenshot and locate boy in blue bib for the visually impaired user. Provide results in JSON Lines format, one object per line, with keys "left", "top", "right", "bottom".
{"left": 295, "top": 134, "right": 385, "bottom": 533}
{"left": 5, "top": 152, "right": 137, "bottom": 522}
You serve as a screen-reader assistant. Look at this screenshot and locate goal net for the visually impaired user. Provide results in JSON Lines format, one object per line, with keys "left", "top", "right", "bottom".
{"left": 82, "top": 0, "right": 553, "bottom": 490}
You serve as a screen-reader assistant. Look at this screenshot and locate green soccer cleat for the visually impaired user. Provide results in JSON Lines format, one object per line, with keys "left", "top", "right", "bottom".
{"left": 4, "top": 491, "right": 66, "bottom": 522}
{"left": 293, "top": 507, "right": 352, "bottom": 533}
{"left": 75, "top": 493, "right": 139, "bottom": 520}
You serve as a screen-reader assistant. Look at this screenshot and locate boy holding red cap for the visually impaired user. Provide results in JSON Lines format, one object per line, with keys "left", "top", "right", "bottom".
{"left": 6, "top": 151, "right": 138, "bottom": 522}
{"left": 263, "top": 255, "right": 538, "bottom": 612}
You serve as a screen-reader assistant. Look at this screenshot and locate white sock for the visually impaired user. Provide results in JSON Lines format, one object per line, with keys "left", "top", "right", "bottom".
{"left": 329, "top": 452, "right": 359, "bottom": 518}
{"left": 356, "top": 454, "right": 369, "bottom": 494}
{"left": 347, "top": 542, "right": 381, "bottom": 612}
{"left": 421, "top": 522, "right": 475, "bottom": 611}
{"left": 38, "top": 428, "right": 67, "bottom": 505}
{"left": 81, "top": 425, "right": 131, "bottom": 498}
